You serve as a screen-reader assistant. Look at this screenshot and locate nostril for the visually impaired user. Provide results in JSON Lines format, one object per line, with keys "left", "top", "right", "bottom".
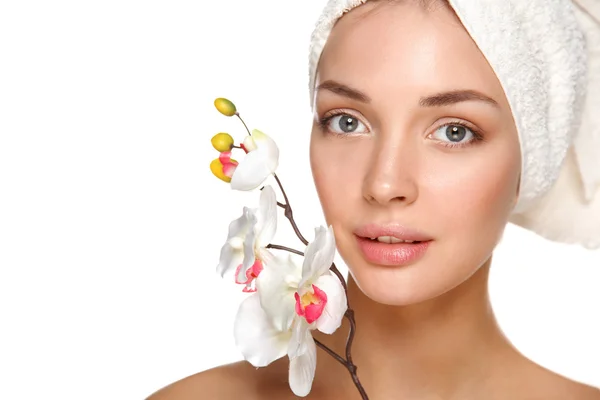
{"left": 363, "top": 177, "right": 418, "bottom": 206}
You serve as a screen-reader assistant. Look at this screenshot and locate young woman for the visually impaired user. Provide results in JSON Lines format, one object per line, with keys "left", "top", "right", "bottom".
{"left": 149, "top": 0, "right": 600, "bottom": 398}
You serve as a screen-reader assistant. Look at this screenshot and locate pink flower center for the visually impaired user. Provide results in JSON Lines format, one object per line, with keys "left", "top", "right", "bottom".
{"left": 234, "top": 259, "right": 263, "bottom": 293}
{"left": 294, "top": 284, "right": 327, "bottom": 324}
{"left": 218, "top": 151, "right": 239, "bottom": 178}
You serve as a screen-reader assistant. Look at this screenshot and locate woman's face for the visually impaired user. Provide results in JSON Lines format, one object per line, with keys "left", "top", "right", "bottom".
{"left": 309, "top": 1, "right": 521, "bottom": 305}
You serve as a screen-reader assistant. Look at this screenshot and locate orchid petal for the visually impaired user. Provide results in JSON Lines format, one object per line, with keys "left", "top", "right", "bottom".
{"left": 230, "top": 130, "right": 279, "bottom": 191}
{"left": 222, "top": 162, "right": 237, "bottom": 178}
{"left": 216, "top": 242, "right": 243, "bottom": 277}
{"left": 257, "top": 247, "right": 275, "bottom": 267}
{"left": 234, "top": 294, "right": 290, "bottom": 367}
{"left": 215, "top": 208, "right": 253, "bottom": 277}
{"left": 238, "top": 215, "right": 258, "bottom": 283}
{"left": 288, "top": 318, "right": 310, "bottom": 359}
{"left": 288, "top": 326, "right": 317, "bottom": 398}
{"left": 229, "top": 150, "right": 272, "bottom": 191}
{"left": 251, "top": 129, "right": 279, "bottom": 173}
{"left": 300, "top": 226, "right": 336, "bottom": 287}
{"left": 256, "top": 254, "right": 301, "bottom": 331}
{"left": 313, "top": 274, "right": 347, "bottom": 334}
{"left": 256, "top": 185, "right": 277, "bottom": 247}
{"left": 227, "top": 207, "right": 253, "bottom": 240}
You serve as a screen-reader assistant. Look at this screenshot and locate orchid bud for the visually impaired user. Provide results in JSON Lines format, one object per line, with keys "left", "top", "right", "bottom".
{"left": 211, "top": 132, "right": 234, "bottom": 152}
{"left": 214, "top": 97, "right": 237, "bottom": 117}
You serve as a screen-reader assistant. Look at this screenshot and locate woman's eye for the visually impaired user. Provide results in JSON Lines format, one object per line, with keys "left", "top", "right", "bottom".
{"left": 430, "top": 123, "right": 478, "bottom": 146}
{"left": 321, "top": 113, "right": 368, "bottom": 135}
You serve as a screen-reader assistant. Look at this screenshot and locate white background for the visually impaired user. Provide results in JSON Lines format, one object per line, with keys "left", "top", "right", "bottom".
{"left": 0, "top": 1, "right": 598, "bottom": 399}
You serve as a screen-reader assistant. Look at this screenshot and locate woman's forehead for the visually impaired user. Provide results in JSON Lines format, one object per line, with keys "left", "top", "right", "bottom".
{"left": 315, "top": 1, "right": 506, "bottom": 101}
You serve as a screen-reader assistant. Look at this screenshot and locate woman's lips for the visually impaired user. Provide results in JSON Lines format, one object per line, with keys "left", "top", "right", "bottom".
{"left": 355, "top": 235, "right": 432, "bottom": 266}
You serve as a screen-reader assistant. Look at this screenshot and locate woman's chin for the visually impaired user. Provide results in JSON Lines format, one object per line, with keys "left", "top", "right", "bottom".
{"left": 347, "top": 261, "right": 451, "bottom": 306}
{"left": 343, "top": 247, "right": 479, "bottom": 306}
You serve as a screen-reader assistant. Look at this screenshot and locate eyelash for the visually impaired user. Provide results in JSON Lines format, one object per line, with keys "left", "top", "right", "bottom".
{"left": 318, "top": 109, "right": 363, "bottom": 139}
{"left": 318, "top": 110, "right": 485, "bottom": 148}
{"left": 433, "top": 120, "right": 485, "bottom": 149}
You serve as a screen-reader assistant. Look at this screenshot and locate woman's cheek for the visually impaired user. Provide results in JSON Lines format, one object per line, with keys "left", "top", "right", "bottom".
{"left": 312, "top": 142, "right": 361, "bottom": 221}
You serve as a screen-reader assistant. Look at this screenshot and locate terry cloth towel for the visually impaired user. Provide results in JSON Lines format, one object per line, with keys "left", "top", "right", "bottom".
{"left": 307, "top": 0, "right": 600, "bottom": 249}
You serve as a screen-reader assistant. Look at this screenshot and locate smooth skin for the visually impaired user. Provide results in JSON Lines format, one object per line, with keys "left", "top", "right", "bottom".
{"left": 148, "top": 1, "right": 600, "bottom": 398}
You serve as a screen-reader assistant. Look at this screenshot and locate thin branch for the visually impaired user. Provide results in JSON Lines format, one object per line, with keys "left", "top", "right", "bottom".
{"left": 344, "top": 310, "right": 359, "bottom": 375}
{"left": 235, "top": 112, "right": 252, "bottom": 136}
{"left": 287, "top": 214, "right": 308, "bottom": 245}
{"left": 330, "top": 262, "right": 348, "bottom": 294}
{"left": 345, "top": 311, "right": 369, "bottom": 399}
{"left": 273, "top": 173, "right": 290, "bottom": 207}
{"left": 314, "top": 338, "right": 347, "bottom": 367}
{"left": 273, "top": 173, "right": 308, "bottom": 246}
{"left": 266, "top": 244, "right": 304, "bottom": 257}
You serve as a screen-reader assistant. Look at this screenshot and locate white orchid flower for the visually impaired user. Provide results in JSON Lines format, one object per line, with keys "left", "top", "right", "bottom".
{"left": 230, "top": 129, "right": 279, "bottom": 191}
{"left": 233, "top": 226, "right": 347, "bottom": 397}
{"left": 216, "top": 185, "right": 277, "bottom": 291}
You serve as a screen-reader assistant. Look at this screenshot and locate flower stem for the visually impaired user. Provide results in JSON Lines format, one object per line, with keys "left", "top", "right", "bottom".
{"left": 265, "top": 244, "right": 304, "bottom": 257}
{"left": 313, "top": 338, "right": 347, "bottom": 366}
{"left": 343, "top": 309, "right": 368, "bottom": 399}
{"left": 271, "top": 173, "right": 369, "bottom": 399}
{"left": 235, "top": 112, "right": 252, "bottom": 137}
{"left": 329, "top": 262, "right": 348, "bottom": 293}
{"left": 273, "top": 173, "right": 308, "bottom": 246}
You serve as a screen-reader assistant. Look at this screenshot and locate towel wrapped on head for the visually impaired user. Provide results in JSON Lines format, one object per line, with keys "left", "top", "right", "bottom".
{"left": 308, "top": 0, "right": 600, "bottom": 249}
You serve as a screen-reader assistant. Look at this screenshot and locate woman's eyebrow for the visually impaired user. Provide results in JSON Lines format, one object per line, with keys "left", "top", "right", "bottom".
{"left": 316, "top": 80, "right": 371, "bottom": 103}
{"left": 316, "top": 80, "right": 499, "bottom": 109}
{"left": 419, "top": 90, "right": 500, "bottom": 108}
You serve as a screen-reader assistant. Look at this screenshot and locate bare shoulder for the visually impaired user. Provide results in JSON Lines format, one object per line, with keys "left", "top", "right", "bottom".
{"left": 540, "top": 378, "right": 600, "bottom": 400}
{"left": 544, "top": 377, "right": 600, "bottom": 400}
{"left": 517, "top": 361, "right": 600, "bottom": 400}
{"left": 145, "top": 361, "right": 258, "bottom": 400}
{"left": 145, "top": 359, "right": 293, "bottom": 400}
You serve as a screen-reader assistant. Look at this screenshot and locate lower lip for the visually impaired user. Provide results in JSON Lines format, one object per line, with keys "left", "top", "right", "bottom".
{"left": 355, "top": 236, "right": 432, "bottom": 266}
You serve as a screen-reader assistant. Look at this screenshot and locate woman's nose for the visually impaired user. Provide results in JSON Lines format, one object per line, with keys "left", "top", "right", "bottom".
{"left": 361, "top": 139, "right": 419, "bottom": 207}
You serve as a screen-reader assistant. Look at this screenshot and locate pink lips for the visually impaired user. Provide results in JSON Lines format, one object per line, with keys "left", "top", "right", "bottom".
{"left": 354, "top": 224, "right": 433, "bottom": 266}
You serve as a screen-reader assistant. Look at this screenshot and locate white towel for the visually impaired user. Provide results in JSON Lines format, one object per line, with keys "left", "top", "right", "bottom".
{"left": 308, "top": 0, "right": 600, "bottom": 249}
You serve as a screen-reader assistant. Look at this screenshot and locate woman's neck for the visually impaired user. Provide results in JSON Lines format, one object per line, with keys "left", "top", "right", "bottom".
{"left": 312, "top": 256, "right": 521, "bottom": 399}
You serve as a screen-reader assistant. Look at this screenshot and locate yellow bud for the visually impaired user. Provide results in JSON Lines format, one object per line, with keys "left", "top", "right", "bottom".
{"left": 211, "top": 132, "right": 234, "bottom": 152}
{"left": 210, "top": 159, "right": 230, "bottom": 182}
{"left": 214, "top": 97, "right": 237, "bottom": 117}
{"left": 210, "top": 158, "right": 237, "bottom": 183}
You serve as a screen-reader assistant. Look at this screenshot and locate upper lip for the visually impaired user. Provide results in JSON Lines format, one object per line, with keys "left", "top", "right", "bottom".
{"left": 354, "top": 223, "right": 433, "bottom": 242}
